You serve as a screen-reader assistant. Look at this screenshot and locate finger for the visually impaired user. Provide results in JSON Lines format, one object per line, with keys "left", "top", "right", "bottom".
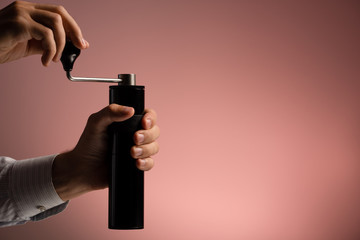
{"left": 131, "top": 141, "right": 159, "bottom": 159}
{"left": 87, "top": 104, "right": 134, "bottom": 133}
{"left": 136, "top": 158, "right": 154, "bottom": 171}
{"left": 134, "top": 125, "right": 160, "bottom": 145}
{"left": 30, "top": 9, "right": 66, "bottom": 62}
{"left": 33, "top": 3, "right": 88, "bottom": 49}
{"left": 28, "top": 19, "right": 56, "bottom": 66}
{"left": 142, "top": 108, "right": 158, "bottom": 130}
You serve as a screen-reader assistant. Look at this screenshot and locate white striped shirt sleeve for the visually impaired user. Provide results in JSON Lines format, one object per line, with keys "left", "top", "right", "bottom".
{"left": 0, "top": 155, "right": 68, "bottom": 227}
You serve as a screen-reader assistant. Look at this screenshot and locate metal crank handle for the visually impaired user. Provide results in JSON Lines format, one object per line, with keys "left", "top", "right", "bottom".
{"left": 66, "top": 71, "right": 121, "bottom": 83}
{"left": 60, "top": 41, "right": 135, "bottom": 85}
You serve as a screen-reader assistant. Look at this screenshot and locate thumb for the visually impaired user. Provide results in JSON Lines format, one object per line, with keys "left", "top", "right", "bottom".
{"left": 87, "top": 104, "right": 134, "bottom": 133}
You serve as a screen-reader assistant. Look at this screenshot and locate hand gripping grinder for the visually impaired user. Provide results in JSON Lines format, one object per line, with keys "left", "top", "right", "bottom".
{"left": 61, "top": 42, "right": 145, "bottom": 230}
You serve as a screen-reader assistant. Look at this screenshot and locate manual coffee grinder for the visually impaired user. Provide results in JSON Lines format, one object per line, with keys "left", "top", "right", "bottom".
{"left": 61, "top": 42, "right": 144, "bottom": 230}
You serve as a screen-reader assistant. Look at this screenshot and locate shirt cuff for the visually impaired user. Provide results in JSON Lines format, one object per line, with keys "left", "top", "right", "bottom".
{"left": 9, "top": 155, "right": 65, "bottom": 219}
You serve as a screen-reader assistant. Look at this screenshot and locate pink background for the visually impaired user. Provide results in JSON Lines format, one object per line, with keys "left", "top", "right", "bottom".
{"left": 1, "top": 0, "right": 360, "bottom": 239}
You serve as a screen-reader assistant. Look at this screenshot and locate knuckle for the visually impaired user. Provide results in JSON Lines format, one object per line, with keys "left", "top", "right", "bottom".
{"left": 52, "top": 13, "right": 63, "bottom": 26}
{"left": 9, "top": 1, "right": 25, "bottom": 18}
{"left": 12, "top": 15, "right": 25, "bottom": 25}
{"left": 108, "top": 104, "right": 118, "bottom": 113}
{"left": 107, "top": 104, "right": 119, "bottom": 121}
{"left": 55, "top": 5, "right": 67, "bottom": 15}
{"left": 42, "top": 28, "right": 53, "bottom": 39}
{"left": 12, "top": 1, "right": 24, "bottom": 9}
{"left": 42, "top": 30, "right": 56, "bottom": 53}
{"left": 87, "top": 113, "right": 99, "bottom": 125}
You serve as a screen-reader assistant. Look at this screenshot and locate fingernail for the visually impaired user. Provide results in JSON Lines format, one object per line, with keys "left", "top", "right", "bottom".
{"left": 81, "top": 38, "right": 89, "bottom": 48}
{"left": 145, "top": 118, "right": 151, "bottom": 129}
{"left": 137, "top": 133, "right": 145, "bottom": 144}
{"left": 123, "top": 106, "right": 134, "bottom": 114}
{"left": 139, "top": 159, "right": 146, "bottom": 167}
{"left": 134, "top": 147, "right": 143, "bottom": 157}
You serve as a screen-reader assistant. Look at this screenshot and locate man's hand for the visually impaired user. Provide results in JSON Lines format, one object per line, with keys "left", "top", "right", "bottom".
{"left": 52, "top": 104, "right": 160, "bottom": 201}
{"left": 0, "top": 1, "right": 88, "bottom": 66}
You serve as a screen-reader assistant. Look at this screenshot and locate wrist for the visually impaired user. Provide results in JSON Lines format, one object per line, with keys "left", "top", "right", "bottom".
{"left": 52, "top": 151, "right": 91, "bottom": 201}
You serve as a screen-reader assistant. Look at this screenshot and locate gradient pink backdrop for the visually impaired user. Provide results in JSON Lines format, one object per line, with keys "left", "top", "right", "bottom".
{"left": 1, "top": 0, "right": 360, "bottom": 239}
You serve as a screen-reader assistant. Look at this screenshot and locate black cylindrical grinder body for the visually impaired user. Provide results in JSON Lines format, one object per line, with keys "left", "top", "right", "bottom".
{"left": 108, "top": 85, "right": 145, "bottom": 229}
